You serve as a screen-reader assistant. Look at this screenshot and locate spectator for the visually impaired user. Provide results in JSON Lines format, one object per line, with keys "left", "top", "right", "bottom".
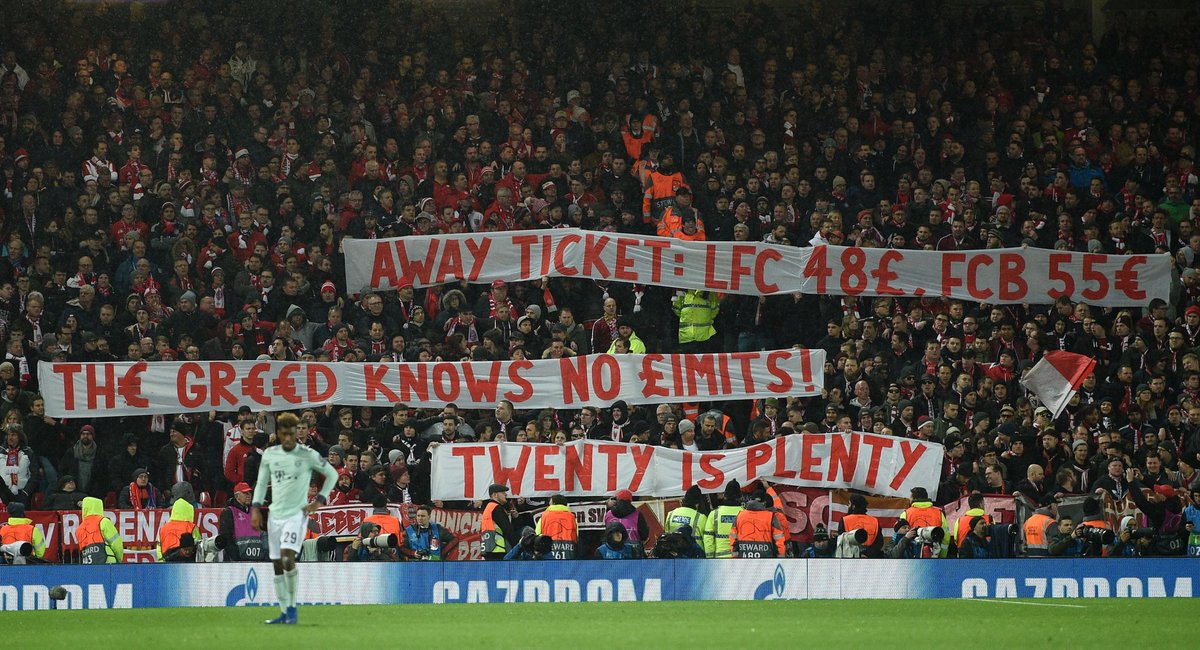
{"left": 603, "top": 489, "right": 648, "bottom": 557}
{"left": 117, "top": 468, "right": 160, "bottom": 509}
{"left": 595, "top": 522, "right": 634, "bottom": 560}
{"left": 58, "top": 425, "right": 105, "bottom": 497}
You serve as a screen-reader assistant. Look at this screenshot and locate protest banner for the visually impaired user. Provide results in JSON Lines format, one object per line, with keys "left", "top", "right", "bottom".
{"left": 39, "top": 350, "right": 822, "bottom": 417}
{"left": 344, "top": 229, "right": 1169, "bottom": 306}
{"left": 430, "top": 433, "right": 944, "bottom": 501}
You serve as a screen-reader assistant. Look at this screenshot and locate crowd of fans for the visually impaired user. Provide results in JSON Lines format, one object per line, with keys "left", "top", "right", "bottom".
{"left": 1, "top": 0, "right": 1200, "bottom": 558}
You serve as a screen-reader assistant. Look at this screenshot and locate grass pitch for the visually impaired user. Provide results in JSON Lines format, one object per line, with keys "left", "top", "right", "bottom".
{"left": 2, "top": 599, "right": 1196, "bottom": 648}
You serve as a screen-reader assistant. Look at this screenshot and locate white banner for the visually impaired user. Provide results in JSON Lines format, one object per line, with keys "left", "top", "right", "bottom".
{"left": 344, "top": 229, "right": 1170, "bottom": 306}
{"left": 430, "top": 433, "right": 943, "bottom": 500}
{"left": 38, "top": 350, "right": 823, "bottom": 417}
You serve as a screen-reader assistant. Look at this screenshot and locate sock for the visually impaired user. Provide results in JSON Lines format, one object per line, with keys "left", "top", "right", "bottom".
{"left": 273, "top": 575, "right": 290, "bottom": 613}
{"left": 285, "top": 568, "right": 299, "bottom": 609}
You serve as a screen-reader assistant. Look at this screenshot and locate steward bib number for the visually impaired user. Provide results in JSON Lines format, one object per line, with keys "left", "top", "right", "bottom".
{"left": 735, "top": 541, "right": 776, "bottom": 558}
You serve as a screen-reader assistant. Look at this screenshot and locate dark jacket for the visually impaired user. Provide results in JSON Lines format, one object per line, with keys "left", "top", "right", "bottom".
{"left": 596, "top": 521, "right": 633, "bottom": 559}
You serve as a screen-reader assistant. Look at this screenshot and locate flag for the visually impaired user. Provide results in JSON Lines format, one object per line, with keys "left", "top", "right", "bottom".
{"left": 1021, "top": 351, "right": 1097, "bottom": 418}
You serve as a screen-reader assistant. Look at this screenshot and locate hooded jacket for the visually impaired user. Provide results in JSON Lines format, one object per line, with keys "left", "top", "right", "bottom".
{"left": 596, "top": 521, "right": 633, "bottom": 559}
{"left": 79, "top": 496, "right": 123, "bottom": 563}
{"left": 286, "top": 304, "right": 321, "bottom": 351}
{"left": 157, "top": 498, "right": 198, "bottom": 561}
{"left": 604, "top": 498, "right": 649, "bottom": 543}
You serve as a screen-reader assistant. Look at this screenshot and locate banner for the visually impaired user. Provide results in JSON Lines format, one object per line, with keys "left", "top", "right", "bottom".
{"left": 2, "top": 559, "right": 1194, "bottom": 610}
{"left": 56, "top": 507, "right": 223, "bottom": 563}
{"left": 39, "top": 349, "right": 823, "bottom": 417}
{"left": 344, "top": 229, "right": 1169, "bottom": 306}
{"left": 430, "top": 433, "right": 944, "bottom": 500}
{"left": 309, "top": 503, "right": 482, "bottom": 560}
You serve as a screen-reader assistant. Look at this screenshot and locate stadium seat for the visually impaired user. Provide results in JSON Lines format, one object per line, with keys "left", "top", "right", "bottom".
{"left": 31, "top": 492, "right": 44, "bottom": 510}
{"left": 104, "top": 492, "right": 117, "bottom": 508}
{"left": 214, "top": 490, "right": 229, "bottom": 507}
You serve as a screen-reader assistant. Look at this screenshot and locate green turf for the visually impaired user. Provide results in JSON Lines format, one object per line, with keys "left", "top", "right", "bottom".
{"left": 1, "top": 599, "right": 1197, "bottom": 648}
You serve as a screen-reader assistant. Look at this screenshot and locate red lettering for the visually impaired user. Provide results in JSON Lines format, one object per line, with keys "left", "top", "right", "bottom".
{"left": 596, "top": 443, "right": 627, "bottom": 492}
{"left": 627, "top": 446, "right": 654, "bottom": 492}
{"left": 431, "top": 364, "right": 461, "bottom": 402}
{"left": 1047, "top": 253, "right": 1075, "bottom": 299}
{"left": 273, "top": 365, "right": 302, "bottom": 404}
{"left": 802, "top": 245, "right": 831, "bottom": 293}
{"left": 395, "top": 238, "right": 439, "bottom": 286}
{"left": 643, "top": 239, "right": 670, "bottom": 283}
{"left": 826, "top": 433, "right": 859, "bottom": 483}
{"left": 966, "top": 255, "right": 994, "bottom": 300}
{"left": 729, "top": 245, "right": 755, "bottom": 291}
{"left": 118, "top": 361, "right": 149, "bottom": 408}
{"left": 683, "top": 353, "right": 719, "bottom": 397}
{"left": 488, "top": 445, "right": 532, "bottom": 494}
{"left": 773, "top": 436, "right": 797, "bottom": 479}
{"left": 744, "top": 442, "right": 772, "bottom": 481}
{"left": 735, "top": 352, "right": 758, "bottom": 393}
{"left": 1115, "top": 256, "right": 1147, "bottom": 301}
{"left": 209, "top": 362, "right": 237, "bottom": 407}
{"left": 1081, "top": 254, "right": 1109, "bottom": 302}
{"left": 638, "top": 355, "right": 668, "bottom": 398}
{"left": 591, "top": 355, "right": 620, "bottom": 402}
{"left": 462, "top": 362, "right": 500, "bottom": 403}
{"left": 998, "top": 253, "right": 1027, "bottom": 301}
{"left": 86, "top": 365, "right": 116, "bottom": 410}
{"left": 369, "top": 241, "right": 400, "bottom": 288}
{"left": 503, "top": 361, "right": 534, "bottom": 403}
{"left": 940, "top": 252, "right": 966, "bottom": 297}
{"left": 559, "top": 356, "right": 590, "bottom": 404}
{"left": 799, "top": 435, "right": 824, "bottom": 481}
{"left": 613, "top": 237, "right": 638, "bottom": 281}
{"left": 513, "top": 234, "right": 538, "bottom": 278}
{"left": 564, "top": 443, "right": 593, "bottom": 492}
{"left": 696, "top": 454, "right": 726, "bottom": 490}
{"left": 553, "top": 233, "right": 582, "bottom": 276}
{"left": 51, "top": 364, "right": 82, "bottom": 411}
{"left": 765, "top": 350, "right": 793, "bottom": 392}
{"left": 872, "top": 249, "right": 903, "bottom": 295}
{"left": 452, "top": 446, "right": 487, "bottom": 499}
{"left": 888, "top": 441, "right": 930, "bottom": 491}
{"left": 434, "top": 240, "right": 465, "bottom": 284}
{"left": 533, "top": 446, "right": 560, "bottom": 492}
{"left": 463, "top": 237, "right": 492, "bottom": 281}
{"left": 753, "top": 248, "right": 782, "bottom": 293}
{"left": 861, "top": 434, "right": 895, "bottom": 489}
{"left": 242, "top": 364, "right": 270, "bottom": 406}
{"left": 177, "top": 363, "right": 205, "bottom": 409}
{"left": 396, "top": 365, "right": 429, "bottom": 402}
{"left": 581, "top": 234, "right": 611, "bottom": 277}
{"left": 702, "top": 248, "right": 729, "bottom": 290}
{"left": 682, "top": 451, "right": 694, "bottom": 490}
{"left": 305, "top": 364, "right": 337, "bottom": 402}
{"left": 363, "top": 365, "right": 400, "bottom": 403}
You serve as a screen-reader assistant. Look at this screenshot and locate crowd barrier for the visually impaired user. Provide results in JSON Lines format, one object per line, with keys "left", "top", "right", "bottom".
{"left": 0, "top": 559, "right": 1194, "bottom": 610}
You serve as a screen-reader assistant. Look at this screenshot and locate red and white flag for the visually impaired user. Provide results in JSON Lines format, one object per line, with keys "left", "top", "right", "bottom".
{"left": 1021, "top": 351, "right": 1097, "bottom": 418}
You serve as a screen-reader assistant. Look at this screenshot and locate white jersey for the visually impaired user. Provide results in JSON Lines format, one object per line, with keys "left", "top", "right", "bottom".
{"left": 252, "top": 443, "right": 338, "bottom": 518}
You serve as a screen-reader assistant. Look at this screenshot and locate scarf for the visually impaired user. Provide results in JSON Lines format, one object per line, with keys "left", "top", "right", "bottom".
{"left": 73, "top": 440, "right": 97, "bottom": 489}
{"left": 128, "top": 481, "right": 156, "bottom": 509}
{"left": 5, "top": 445, "right": 20, "bottom": 485}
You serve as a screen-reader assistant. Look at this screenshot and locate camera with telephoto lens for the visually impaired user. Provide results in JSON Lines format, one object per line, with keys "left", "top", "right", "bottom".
{"left": 1, "top": 541, "right": 33, "bottom": 563}
{"left": 1077, "top": 525, "right": 1115, "bottom": 545}
{"left": 195, "top": 535, "right": 227, "bottom": 563}
{"left": 1129, "top": 527, "right": 1157, "bottom": 541}
{"left": 364, "top": 533, "right": 399, "bottom": 549}
{"left": 913, "top": 526, "right": 945, "bottom": 544}
{"left": 848, "top": 528, "right": 869, "bottom": 545}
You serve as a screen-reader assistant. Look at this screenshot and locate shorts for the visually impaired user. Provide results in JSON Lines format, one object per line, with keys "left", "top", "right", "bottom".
{"left": 267, "top": 510, "right": 308, "bottom": 560}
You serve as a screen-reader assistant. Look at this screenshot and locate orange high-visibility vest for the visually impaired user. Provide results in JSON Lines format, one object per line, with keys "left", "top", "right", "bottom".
{"left": 365, "top": 513, "right": 402, "bottom": 539}
{"left": 841, "top": 513, "right": 880, "bottom": 546}
{"left": 1023, "top": 512, "right": 1055, "bottom": 556}
{"left": 903, "top": 504, "right": 944, "bottom": 529}
{"left": 158, "top": 519, "right": 193, "bottom": 555}
{"left": 537, "top": 509, "right": 578, "bottom": 542}
{"left": 730, "top": 509, "right": 782, "bottom": 558}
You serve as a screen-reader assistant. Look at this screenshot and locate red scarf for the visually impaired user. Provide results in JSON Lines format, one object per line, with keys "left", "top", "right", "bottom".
{"left": 5, "top": 446, "right": 20, "bottom": 486}
{"left": 128, "top": 481, "right": 156, "bottom": 509}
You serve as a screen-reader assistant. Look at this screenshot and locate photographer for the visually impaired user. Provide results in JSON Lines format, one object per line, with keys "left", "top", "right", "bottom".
{"left": 403, "top": 504, "right": 455, "bottom": 561}
{"left": 1185, "top": 488, "right": 1200, "bottom": 556}
{"left": 1124, "top": 472, "right": 1188, "bottom": 556}
{"left": 1077, "top": 498, "right": 1115, "bottom": 557}
{"left": 1047, "top": 516, "right": 1085, "bottom": 557}
{"left": 884, "top": 520, "right": 919, "bottom": 559}
{"left": 957, "top": 517, "right": 992, "bottom": 559}
{"left": 1111, "top": 516, "right": 1154, "bottom": 557}
{"left": 345, "top": 522, "right": 398, "bottom": 561}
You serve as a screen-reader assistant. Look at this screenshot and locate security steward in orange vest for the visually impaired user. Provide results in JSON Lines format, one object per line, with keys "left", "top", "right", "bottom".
{"left": 481, "top": 483, "right": 517, "bottom": 560}
{"left": 951, "top": 492, "right": 993, "bottom": 551}
{"left": 1, "top": 503, "right": 46, "bottom": 563}
{"left": 364, "top": 495, "right": 403, "bottom": 540}
{"left": 535, "top": 494, "right": 578, "bottom": 559}
{"left": 729, "top": 497, "right": 785, "bottom": 558}
{"left": 903, "top": 486, "right": 949, "bottom": 558}
{"left": 642, "top": 152, "right": 688, "bottom": 222}
{"left": 1022, "top": 506, "right": 1057, "bottom": 557}
{"left": 838, "top": 494, "right": 882, "bottom": 557}
{"left": 657, "top": 188, "right": 705, "bottom": 240}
